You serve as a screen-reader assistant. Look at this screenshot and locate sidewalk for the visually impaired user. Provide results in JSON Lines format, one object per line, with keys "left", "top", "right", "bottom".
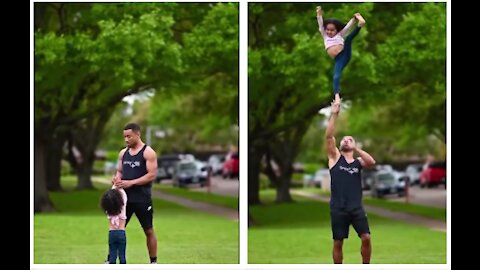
{"left": 291, "top": 190, "right": 446, "bottom": 232}
{"left": 93, "top": 177, "right": 238, "bottom": 221}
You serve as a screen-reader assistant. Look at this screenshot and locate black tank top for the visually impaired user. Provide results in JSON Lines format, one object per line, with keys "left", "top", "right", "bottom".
{"left": 329, "top": 155, "right": 363, "bottom": 210}
{"left": 122, "top": 144, "right": 151, "bottom": 203}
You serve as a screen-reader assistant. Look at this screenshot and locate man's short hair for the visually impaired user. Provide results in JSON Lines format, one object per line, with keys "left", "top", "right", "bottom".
{"left": 124, "top": 123, "right": 141, "bottom": 133}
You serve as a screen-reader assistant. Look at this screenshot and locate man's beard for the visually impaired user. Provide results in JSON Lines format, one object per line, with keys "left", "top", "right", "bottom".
{"left": 340, "top": 144, "right": 353, "bottom": 152}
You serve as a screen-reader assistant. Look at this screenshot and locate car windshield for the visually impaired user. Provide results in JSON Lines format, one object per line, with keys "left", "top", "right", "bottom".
{"left": 179, "top": 163, "right": 196, "bottom": 171}
{"left": 377, "top": 173, "right": 395, "bottom": 183}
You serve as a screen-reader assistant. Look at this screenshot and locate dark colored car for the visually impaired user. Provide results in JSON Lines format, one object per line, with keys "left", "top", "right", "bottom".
{"left": 156, "top": 154, "right": 181, "bottom": 182}
{"left": 371, "top": 171, "right": 405, "bottom": 198}
{"left": 420, "top": 161, "right": 446, "bottom": 188}
{"left": 172, "top": 160, "right": 208, "bottom": 187}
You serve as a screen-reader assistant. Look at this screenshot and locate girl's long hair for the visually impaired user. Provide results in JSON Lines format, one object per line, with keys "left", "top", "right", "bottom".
{"left": 323, "top": 19, "right": 347, "bottom": 32}
{"left": 100, "top": 189, "right": 124, "bottom": 216}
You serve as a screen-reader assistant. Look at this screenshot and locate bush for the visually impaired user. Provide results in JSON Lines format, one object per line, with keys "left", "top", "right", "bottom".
{"left": 260, "top": 174, "right": 272, "bottom": 190}
{"left": 61, "top": 160, "right": 72, "bottom": 176}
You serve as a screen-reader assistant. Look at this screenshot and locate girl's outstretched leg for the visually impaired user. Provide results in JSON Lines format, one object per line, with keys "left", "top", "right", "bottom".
{"left": 332, "top": 15, "right": 365, "bottom": 94}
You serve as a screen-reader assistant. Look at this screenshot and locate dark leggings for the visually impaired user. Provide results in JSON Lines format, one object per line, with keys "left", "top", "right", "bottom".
{"left": 333, "top": 26, "right": 361, "bottom": 94}
{"left": 108, "top": 230, "right": 126, "bottom": 264}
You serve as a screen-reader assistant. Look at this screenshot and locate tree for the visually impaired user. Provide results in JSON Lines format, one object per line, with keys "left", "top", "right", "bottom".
{"left": 35, "top": 3, "right": 182, "bottom": 211}
{"left": 148, "top": 3, "right": 239, "bottom": 152}
{"left": 343, "top": 3, "right": 447, "bottom": 160}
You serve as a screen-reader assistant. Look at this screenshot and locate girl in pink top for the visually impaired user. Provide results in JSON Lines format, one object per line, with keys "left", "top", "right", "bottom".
{"left": 316, "top": 6, "right": 366, "bottom": 94}
{"left": 100, "top": 187, "right": 127, "bottom": 264}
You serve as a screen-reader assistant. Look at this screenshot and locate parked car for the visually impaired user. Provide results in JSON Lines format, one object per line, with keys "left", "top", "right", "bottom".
{"left": 172, "top": 160, "right": 208, "bottom": 187}
{"left": 156, "top": 154, "right": 182, "bottom": 182}
{"left": 223, "top": 153, "right": 239, "bottom": 179}
{"left": 391, "top": 170, "right": 409, "bottom": 194}
{"left": 420, "top": 161, "right": 446, "bottom": 188}
{"left": 312, "top": 169, "right": 330, "bottom": 188}
{"left": 208, "top": 154, "right": 225, "bottom": 175}
{"left": 405, "top": 164, "right": 423, "bottom": 185}
{"left": 361, "top": 167, "right": 377, "bottom": 190}
{"left": 370, "top": 171, "right": 405, "bottom": 198}
{"left": 361, "top": 164, "right": 393, "bottom": 190}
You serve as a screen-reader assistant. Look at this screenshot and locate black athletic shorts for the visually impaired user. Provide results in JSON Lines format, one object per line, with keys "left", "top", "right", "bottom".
{"left": 126, "top": 202, "right": 154, "bottom": 229}
{"left": 330, "top": 206, "right": 370, "bottom": 240}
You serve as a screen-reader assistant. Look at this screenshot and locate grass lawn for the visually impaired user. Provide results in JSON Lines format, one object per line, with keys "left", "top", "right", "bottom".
{"left": 248, "top": 191, "right": 446, "bottom": 264}
{"left": 34, "top": 177, "right": 238, "bottom": 264}
{"left": 298, "top": 187, "right": 446, "bottom": 221}
{"left": 154, "top": 185, "right": 238, "bottom": 209}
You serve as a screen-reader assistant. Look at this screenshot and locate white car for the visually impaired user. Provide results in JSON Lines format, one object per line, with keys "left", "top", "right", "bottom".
{"left": 405, "top": 164, "right": 423, "bottom": 185}
{"left": 208, "top": 154, "right": 225, "bottom": 175}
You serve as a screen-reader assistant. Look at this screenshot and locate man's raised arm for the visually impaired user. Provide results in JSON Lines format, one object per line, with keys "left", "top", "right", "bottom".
{"left": 325, "top": 95, "right": 341, "bottom": 160}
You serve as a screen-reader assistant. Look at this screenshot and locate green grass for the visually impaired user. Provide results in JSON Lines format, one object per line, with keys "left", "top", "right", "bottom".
{"left": 154, "top": 185, "right": 238, "bottom": 209}
{"left": 248, "top": 191, "right": 446, "bottom": 264}
{"left": 34, "top": 178, "right": 238, "bottom": 264}
{"left": 363, "top": 197, "right": 446, "bottom": 221}
{"left": 296, "top": 188, "right": 446, "bottom": 221}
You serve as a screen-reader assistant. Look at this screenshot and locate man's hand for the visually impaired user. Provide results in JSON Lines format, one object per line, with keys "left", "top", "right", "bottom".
{"left": 354, "top": 142, "right": 363, "bottom": 152}
{"left": 316, "top": 6, "right": 323, "bottom": 16}
{"left": 117, "top": 180, "right": 135, "bottom": 189}
{"left": 331, "top": 95, "right": 341, "bottom": 115}
{"left": 112, "top": 175, "right": 121, "bottom": 186}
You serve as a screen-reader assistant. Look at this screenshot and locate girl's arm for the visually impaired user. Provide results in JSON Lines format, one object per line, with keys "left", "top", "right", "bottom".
{"left": 339, "top": 17, "right": 356, "bottom": 37}
{"left": 316, "top": 6, "right": 325, "bottom": 37}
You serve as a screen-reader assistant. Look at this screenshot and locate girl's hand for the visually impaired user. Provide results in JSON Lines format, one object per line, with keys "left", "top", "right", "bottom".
{"left": 316, "top": 6, "right": 323, "bottom": 16}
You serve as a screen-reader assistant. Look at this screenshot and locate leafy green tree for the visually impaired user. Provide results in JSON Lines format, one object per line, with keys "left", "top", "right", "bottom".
{"left": 35, "top": 3, "right": 182, "bottom": 211}
{"left": 148, "top": 3, "right": 239, "bottom": 153}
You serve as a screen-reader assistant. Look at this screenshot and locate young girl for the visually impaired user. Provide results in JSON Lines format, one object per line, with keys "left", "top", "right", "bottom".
{"left": 100, "top": 186, "right": 127, "bottom": 264}
{"left": 316, "top": 6, "right": 366, "bottom": 94}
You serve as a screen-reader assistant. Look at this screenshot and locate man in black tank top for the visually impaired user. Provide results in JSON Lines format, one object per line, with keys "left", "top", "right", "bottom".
{"left": 325, "top": 94, "right": 376, "bottom": 264}
{"left": 111, "top": 123, "right": 158, "bottom": 264}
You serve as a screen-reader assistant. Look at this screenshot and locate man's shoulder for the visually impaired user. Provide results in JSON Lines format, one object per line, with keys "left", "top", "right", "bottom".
{"left": 143, "top": 145, "right": 157, "bottom": 158}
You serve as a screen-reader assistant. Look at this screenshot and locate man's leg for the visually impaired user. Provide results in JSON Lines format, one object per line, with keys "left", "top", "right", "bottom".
{"left": 360, "top": 233, "right": 371, "bottom": 264}
{"left": 352, "top": 207, "right": 371, "bottom": 264}
{"left": 137, "top": 202, "right": 157, "bottom": 263}
{"left": 333, "top": 239, "right": 344, "bottom": 264}
{"left": 330, "top": 208, "right": 349, "bottom": 263}
{"left": 145, "top": 227, "right": 158, "bottom": 263}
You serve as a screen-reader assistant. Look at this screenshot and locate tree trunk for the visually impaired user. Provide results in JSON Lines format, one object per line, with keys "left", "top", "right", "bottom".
{"left": 248, "top": 143, "right": 263, "bottom": 205}
{"left": 34, "top": 133, "right": 55, "bottom": 213}
{"left": 275, "top": 174, "right": 293, "bottom": 203}
{"left": 273, "top": 147, "right": 294, "bottom": 203}
{"left": 76, "top": 156, "right": 95, "bottom": 189}
{"left": 72, "top": 110, "right": 112, "bottom": 190}
{"left": 46, "top": 132, "right": 66, "bottom": 191}
{"left": 270, "top": 120, "right": 311, "bottom": 204}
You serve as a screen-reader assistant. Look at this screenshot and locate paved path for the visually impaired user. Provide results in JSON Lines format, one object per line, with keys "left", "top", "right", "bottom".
{"left": 292, "top": 190, "right": 446, "bottom": 232}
